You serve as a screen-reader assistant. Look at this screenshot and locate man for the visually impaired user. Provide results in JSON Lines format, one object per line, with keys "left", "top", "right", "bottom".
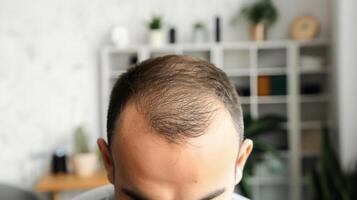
{"left": 76, "top": 55, "right": 253, "bottom": 200}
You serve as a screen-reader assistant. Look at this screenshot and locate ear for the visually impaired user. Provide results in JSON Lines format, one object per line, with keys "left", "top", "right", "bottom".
{"left": 235, "top": 139, "right": 253, "bottom": 184}
{"left": 97, "top": 138, "right": 115, "bottom": 184}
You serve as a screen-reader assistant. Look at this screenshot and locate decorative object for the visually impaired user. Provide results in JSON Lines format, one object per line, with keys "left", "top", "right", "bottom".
{"left": 148, "top": 15, "right": 165, "bottom": 47}
{"left": 258, "top": 75, "right": 287, "bottom": 96}
{"left": 129, "top": 55, "right": 138, "bottom": 67}
{"left": 271, "top": 75, "right": 287, "bottom": 95}
{"left": 300, "top": 55, "right": 323, "bottom": 71}
{"left": 301, "top": 129, "right": 321, "bottom": 154}
{"left": 309, "top": 126, "right": 357, "bottom": 200}
{"left": 51, "top": 148, "right": 68, "bottom": 174}
{"left": 258, "top": 76, "right": 271, "bottom": 96}
{"left": 240, "top": 0, "right": 278, "bottom": 41}
{"left": 214, "top": 16, "right": 221, "bottom": 42}
{"left": 238, "top": 114, "right": 286, "bottom": 198}
{"left": 192, "top": 22, "right": 208, "bottom": 43}
{"left": 250, "top": 23, "right": 265, "bottom": 41}
{"left": 72, "top": 126, "right": 98, "bottom": 177}
{"left": 291, "top": 16, "right": 319, "bottom": 41}
{"left": 169, "top": 27, "right": 176, "bottom": 44}
{"left": 301, "top": 83, "right": 322, "bottom": 95}
{"left": 111, "top": 26, "right": 129, "bottom": 47}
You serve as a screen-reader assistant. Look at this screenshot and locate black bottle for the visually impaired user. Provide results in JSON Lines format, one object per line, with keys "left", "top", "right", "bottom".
{"left": 215, "top": 16, "right": 221, "bottom": 42}
{"left": 51, "top": 148, "right": 68, "bottom": 174}
{"left": 169, "top": 27, "right": 176, "bottom": 44}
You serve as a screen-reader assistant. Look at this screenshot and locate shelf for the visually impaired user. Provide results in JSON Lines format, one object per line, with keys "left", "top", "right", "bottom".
{"left": 240, "top": 97, "right": 251, "bottom": 104}
{"left": 222, "top": 41, "right": 290, "bottom": 49}
{"left": 282, "top": 120, "right": 324, "bottom": 131}
{"left": 257, "top": 67, "right": 287, "bottom": 75}
{"left": 301, "top": 121, "right": 324, "bottom": 130}
{"left": 249, "top": 176, "right": 289, "bottom": 185}
{"left": 225, "top": 39, "right": 327, "bottom": 48}
{"left": 256, "top": 95, "right": 287, "bottom": 104}
{"left": 150, "top": 50, "right": 176, "bottom": 57}
{"left": 225, "top": 68, "right": 251, "bottom": 76}
{"left": 300, "top": 67, "right": 329, "bottom": 74}
{"left": 301, "top": 151, "right": 319, "bottom": 158}
{"left": 110, "top": 70, "right": 126, "bottom": 79}
{"left": 150, "top": 46, "right": 177, "bottom": 52}
{"left": 300, "top": 94, "right": 329, "bottom": 103}
{"left": 295, "top": 39, "right": 329, "bottom": 47}
{"left": 103, "top": 46, "right": 138, "bottom": 54}
{"left": 101, "top": 39, "right": 332, "bottom": 200}
{"left": 103, "top": 39, "right": 329, "bottom": 52}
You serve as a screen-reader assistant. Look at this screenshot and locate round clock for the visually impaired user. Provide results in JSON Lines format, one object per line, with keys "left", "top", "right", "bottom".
{"left": 291, "top": 16, "right": 319, "bottom": 40}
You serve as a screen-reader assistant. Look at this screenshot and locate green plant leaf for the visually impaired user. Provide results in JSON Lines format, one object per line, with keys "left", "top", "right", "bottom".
{"left": 239, "top": 0, "right": 278, "bottom": 26}
{"left": 251, "top": 140, "right": 281, "bottom": 158}
{"left": 237, "top": 170, "right": 252, "bottom": 197}
{"left": 309, "top": 125, "right": 357, "bottom": 200}
{"left": 74, "top": 126, "right": 90, "bottom": 153}
{"left": 244, "top": 114, "right": 285, "bottom": 138}
{"left": 149, "top": 15, "right": 162, "bottom": 30}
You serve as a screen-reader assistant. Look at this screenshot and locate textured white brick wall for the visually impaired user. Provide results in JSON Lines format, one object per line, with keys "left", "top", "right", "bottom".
{"left": 0, "top": 0, "right": 331, "bottom": 198}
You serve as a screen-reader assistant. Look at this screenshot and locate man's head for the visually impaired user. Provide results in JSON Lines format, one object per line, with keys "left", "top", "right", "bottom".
{"left": 98, "top": 55, "right": 253, "bottom": 200}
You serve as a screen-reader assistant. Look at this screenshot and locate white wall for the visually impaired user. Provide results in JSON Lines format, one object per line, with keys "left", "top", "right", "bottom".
{"left": 0, "top": 0, "right": 331, "bottom": 196}
{"left": 336, "top": 0, "right": 357, "bottom": 170}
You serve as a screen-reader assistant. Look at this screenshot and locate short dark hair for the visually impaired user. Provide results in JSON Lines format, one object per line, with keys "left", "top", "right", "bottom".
{"left": 106, "top": 55, "right": 243, "bottom": 146}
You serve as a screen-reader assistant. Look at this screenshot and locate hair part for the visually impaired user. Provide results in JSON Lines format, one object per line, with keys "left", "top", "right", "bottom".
{"left": 106, "top": 55, "right": 244, "bottom": 146}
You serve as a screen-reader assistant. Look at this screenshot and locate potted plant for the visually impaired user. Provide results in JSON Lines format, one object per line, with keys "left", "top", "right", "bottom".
{"left": 72, "top": 126, "right": 98, "bottom": 177}
{"left": 192, "top": 22, "right": 208, "bottom": 43}
{"left": 148, "top": 15, "right": 165, "bottom": 47}
{"left": 240, "top": 0, "right": 278, "bottom": 41}
{"left": 237, "top": 114, "right": 286, "bottom": 198}
{"left": 309, "top": 126, "right": 357, "bottom": 200}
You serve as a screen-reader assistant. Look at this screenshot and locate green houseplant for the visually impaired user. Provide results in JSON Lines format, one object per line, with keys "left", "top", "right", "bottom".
{"left": 309, "top": 126, "right": 357, "bottom": 200}
{"left": 72, "top": 126, "right": 98, "bottom": 177}
{"left": 148, "top": 15, "right": 165, "bottom": 47}
{"left": 149, "top": 15, "right": 162, "bottom": 30}
{"left": 238, "top": 114, "right": 286, "bottom": 198}
{"left": 240, "top": 0, "right": 278, "bottom": 41}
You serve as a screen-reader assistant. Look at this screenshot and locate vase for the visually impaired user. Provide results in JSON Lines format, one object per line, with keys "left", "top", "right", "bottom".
{"left": 149, "top": 29, "right": 165, "bottom": 47}
{"left": 192, "top": 28, "right": 208, "bottom": 43}
{"left": 250, "top": 23, "right": 265, "bottom": 41}
{"left": 111, "top": 26, "right": 129, "bottom": 47}
{"left": 72, "top": 152, "right": 98, "bottom": 177}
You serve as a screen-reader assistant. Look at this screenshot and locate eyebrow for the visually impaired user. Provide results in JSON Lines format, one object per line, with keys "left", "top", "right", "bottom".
{"left": 121, "top": 187, "right": 226, "bottom": 200}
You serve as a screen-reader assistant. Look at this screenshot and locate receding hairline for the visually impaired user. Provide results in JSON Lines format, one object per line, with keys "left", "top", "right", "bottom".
{"left": 113, "top": 95, "right": 240, "bottom": 145}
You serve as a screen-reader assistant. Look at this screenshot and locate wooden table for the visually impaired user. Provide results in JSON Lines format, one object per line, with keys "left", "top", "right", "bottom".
{"left": 36, "top": 171, "right": 109, "bottom": 200}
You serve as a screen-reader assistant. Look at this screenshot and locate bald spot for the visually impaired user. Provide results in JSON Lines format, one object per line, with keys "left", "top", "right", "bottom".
{"left": 111, "top": 102, "right": 240, "bottom": 198}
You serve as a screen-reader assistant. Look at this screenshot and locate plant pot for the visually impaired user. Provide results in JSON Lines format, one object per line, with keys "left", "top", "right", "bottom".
{"left": 192, "top": 28, "right": 208, "bottom": 43}
{"left": 149, "top": 29, "right": 165, "bottom": 47}
{"left": 250, "top": 23, "right": 265, "bottom": 41}
{"left": 111, "top": 26, "right": 129, "bottom": 47}
{"left": 72, "top": 152, "right": 98, "bottom": 177}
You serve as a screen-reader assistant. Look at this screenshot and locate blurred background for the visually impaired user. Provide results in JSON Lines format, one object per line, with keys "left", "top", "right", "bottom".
{"left": 0, "top": 0, "right": 356, "bottom": 200}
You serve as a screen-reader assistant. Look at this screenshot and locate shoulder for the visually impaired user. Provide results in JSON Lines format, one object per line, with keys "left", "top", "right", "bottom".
{"left": 73, "top": 185, "right": 115, "bottom": 200}
{"left": 232, "top": 193, "right": 250, "bottom": 200}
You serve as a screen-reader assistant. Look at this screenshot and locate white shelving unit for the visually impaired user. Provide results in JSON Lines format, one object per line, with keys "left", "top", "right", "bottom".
{"left": 100, "top": 39, "right": 331, "bottom": 200}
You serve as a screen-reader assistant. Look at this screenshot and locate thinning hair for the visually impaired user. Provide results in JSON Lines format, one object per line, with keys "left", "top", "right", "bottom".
{"left": 106, "top": 55, "right": 244, "bottom": 146}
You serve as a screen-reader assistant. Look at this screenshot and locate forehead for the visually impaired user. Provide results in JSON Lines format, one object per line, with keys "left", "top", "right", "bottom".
{"left": 112, "top": 102, "right": 239, "bottom": 189}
